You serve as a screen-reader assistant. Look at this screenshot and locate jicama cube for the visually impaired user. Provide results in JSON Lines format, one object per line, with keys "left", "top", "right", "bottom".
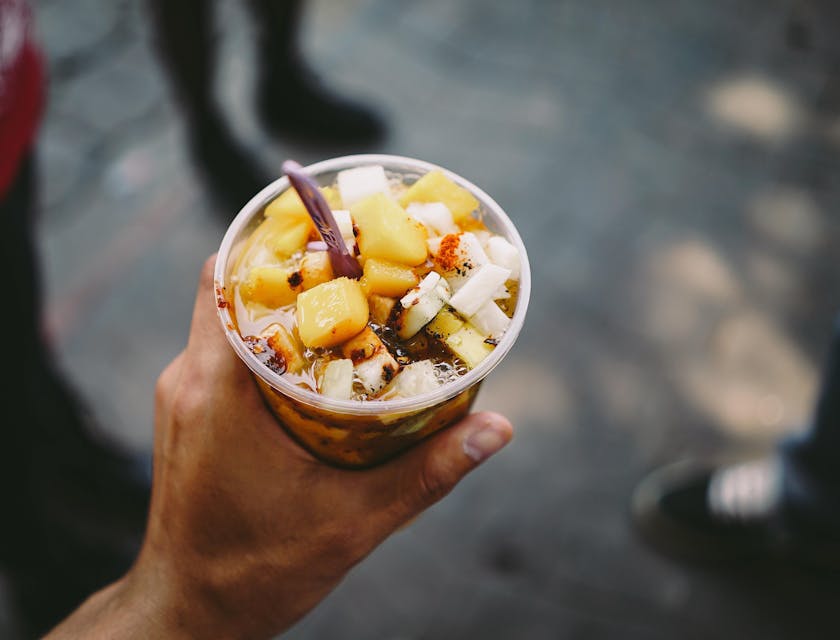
{"left": 435, "top": 232, "right": 490, "bottom": 291}
{"left": 486, "top": 235, "right": 521, "bottom": 280}
{"left": 339, "top": 326, "right": 399, "bottom": 396}
{"left": 397, "top": 272, "right": 451, "bottom": 339}
{"left": 468, "top": 301, "right": 511, "bottom": 340}
{"left": 319, "top": 359, "right": 354, "bottom": 400}
{"left": 337, "top": 165, "right": 390, "bottom": 208}
{"left": 295, "top": 277, "right": 369, "bottom": 348}
{"left": 355, "top": 350, "right": 399, "bottom": 396}
{"left": 448, "top": 263, "right": 511, "bottom": 318}
{"left": 406, "top": 202, "right": 459, "bottom": 236}
{"left": 385, "top": 360, "right": 440, "bottom": 399}
{"left": 331, "top": 209, "right": 356, "bottom": 253}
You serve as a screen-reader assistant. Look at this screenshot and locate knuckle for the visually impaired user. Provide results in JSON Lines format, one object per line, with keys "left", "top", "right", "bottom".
{"left": 170, "top": 383, "right": 207, "bottom": 425}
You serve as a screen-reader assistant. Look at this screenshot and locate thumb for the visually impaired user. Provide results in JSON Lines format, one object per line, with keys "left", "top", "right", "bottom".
{"left": 363, "top": 411, "right": 513, "bottom": 528}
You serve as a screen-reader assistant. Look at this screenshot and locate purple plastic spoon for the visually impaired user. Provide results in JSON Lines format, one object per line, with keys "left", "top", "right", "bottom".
{"left": 282, "top": 159, "right": 363, "bottom": 280}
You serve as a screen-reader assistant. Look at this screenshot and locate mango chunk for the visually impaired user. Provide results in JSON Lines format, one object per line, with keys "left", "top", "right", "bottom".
{"left": 362, "top": 258, "right": 419, "bottom": 297}
{"left": 425, "top": 307, "right": 465, "bottom": 341}
{"left": 296, "top": 277, "right": 369, "bottom": 348}
{"left": 351, "top": 193, "right": 427, "bottom": 266}
{"left": 444, "top": 323, "right": 494, "bottom": 369}
{"left": 241, "top": 265, "right": 302, "bottom": 308}
{"left": 341, "top": 326, "right": 384, "bottom": 363}
{"left": 398, "top": 170, "right": 479, "bottom": 223}
{"left": 368, "top": 294, "right": 397, "bottom": 325}
{"left": 265, "top": 186, "right": 341, "bottom": 221}
{"left": 263, "top": 323, "right": 306, "bottom": 373}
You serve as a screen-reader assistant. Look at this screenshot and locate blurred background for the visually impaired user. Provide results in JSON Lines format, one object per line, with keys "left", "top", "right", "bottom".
{"left": 4, "top": 0, "right": 840, "bottom": 637}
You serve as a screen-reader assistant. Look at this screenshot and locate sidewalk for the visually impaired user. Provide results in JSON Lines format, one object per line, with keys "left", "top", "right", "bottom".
{"left": 7, "top": 0, "right": 840, "bottom": 637}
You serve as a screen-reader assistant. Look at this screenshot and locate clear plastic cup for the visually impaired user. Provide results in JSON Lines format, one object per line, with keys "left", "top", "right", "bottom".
{"left": 214, "top": 154, "right": 531, "bottom": 468}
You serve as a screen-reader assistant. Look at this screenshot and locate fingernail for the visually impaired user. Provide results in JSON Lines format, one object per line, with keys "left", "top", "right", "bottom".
{"left": 463, "top": 423, "right": 509, "bottom": 463}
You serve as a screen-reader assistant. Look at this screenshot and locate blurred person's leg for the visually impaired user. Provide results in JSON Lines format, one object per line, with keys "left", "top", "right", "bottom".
{"left": 777, "top": 315, "right": 840, "bottom": 533}
{"left": 631, "top": 317, "right": 840, "bottom": 569}
{"left": 247, "top": 0, "right": 387, "bottom": 146}
{"left": 0, "top": 153, "right": 150, "bottom": 639}
{"left": 145, "top": 0, "right": 272, "bottom": 216}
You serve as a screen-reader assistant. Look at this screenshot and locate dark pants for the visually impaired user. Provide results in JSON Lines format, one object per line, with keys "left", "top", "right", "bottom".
{"left": 780, "top": 316, "right": 840, "bottom": 532}
{"left": 0, "top": 153, "right": 41, "bottom": 569}
{"left": 0, "top": 154, "right": 149, "bottom": 638}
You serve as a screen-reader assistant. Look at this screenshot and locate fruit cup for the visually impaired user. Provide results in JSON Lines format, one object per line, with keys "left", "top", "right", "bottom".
{"left": 214, "top": 154, "right": 531, "bottom": 468}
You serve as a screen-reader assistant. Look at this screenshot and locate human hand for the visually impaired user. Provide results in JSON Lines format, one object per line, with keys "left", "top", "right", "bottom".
{"left": 47, "top": 255, "right": 513, "bottom": 640}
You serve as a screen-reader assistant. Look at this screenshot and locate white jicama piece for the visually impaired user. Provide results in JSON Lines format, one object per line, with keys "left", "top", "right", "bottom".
{"left": 472, "top": 230, "right": 492, "bottom": 249}
{"left": 336, "top": 165, "right": 390, "bottom": 208}
{"left": 448, "top": 263, "right": 511, "bottom": 318}
{"left": 437, "top": 232, "right": 490, "bottom": 291}
{"left": 469, "top": 300, "right": 511, "bottom": 339}
{"left": 406, "top": 202, "right": 459, "bottom": 236}
{"left": 486, "top": 236, "right": 520, "bottom": 280}
{"left": 341, "top": 326, "right": 399, "bottom": 396}
{"left": 319, "top": 359, "right": 354, "bottom": 400}
{"left": 384, "top": 360, "right": 440, "bottom": 399}
{"left": 427, "top": 236, "right": 443, "bottom": 256}
{"left": 398, "top": 272, "right": 451, "bottom": 339}
{"left": 355, "top": 350, "right": 399, "bottom": 395}
{"left": 331, "top": 209, "right": 356, "bottom": 252}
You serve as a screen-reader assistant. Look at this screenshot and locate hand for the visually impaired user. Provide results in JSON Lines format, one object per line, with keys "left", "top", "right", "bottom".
{"left": 47, "top": 255, "right": 513, "bottom": 639}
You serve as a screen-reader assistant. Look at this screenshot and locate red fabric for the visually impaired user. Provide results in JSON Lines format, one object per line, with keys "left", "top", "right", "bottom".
{"left": 0, "top": 0, "right": 45, "bottom": 198}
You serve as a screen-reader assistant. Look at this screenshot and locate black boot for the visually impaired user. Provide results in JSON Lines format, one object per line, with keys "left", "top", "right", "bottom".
{"left": 248, "top": 0, "right": 387, "bottom": 148}
{"left": 146, "top": 0, "right": 274, "bottom": 218}
{"left": 186, "top": 107, "right": 275, "bottom": 217}
{"left": 256, "top": 57, "right": 388, "bottom": 148}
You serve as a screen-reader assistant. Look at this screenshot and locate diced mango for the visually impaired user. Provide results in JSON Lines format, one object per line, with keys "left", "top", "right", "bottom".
{"left": 398, "top": 170, "right": 479, "bottom": 223}
{"left": 362, "top": 258, "right": 419, "bottom": 297}
{"left": 295, "top": 277, "right": 369, "bottom": 348}
{"left": 240, "top": 215, "right": 312, "bottom": 264}
{"left": 350, "top": 193, "right": 427, "bottom": 266}
{"left": 241, "top": 265, "right": 301, "bottom": 308}
{"left": 425, "top": 307, "right": 465, "bottom": 341}
{"left": 299, "top": 251, "right": 334, "bottom": 290}
{"left": 368, "top": 294, "right": 397, "bottom": 325}
{"left": 341, "top": 326, "right": 384, "bottom": 363}
{"left": 444, "top": 323, "right": 494, "bottom": 369}
{"left": 265, "top": 185, "right": 341, "bottom": 221}
{"left": 263, "top": 323, "right": 306, "bottom": 373}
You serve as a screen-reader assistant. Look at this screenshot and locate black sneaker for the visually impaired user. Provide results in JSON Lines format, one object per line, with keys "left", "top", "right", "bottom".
{"left": 630, "top": 456, "right": 840, "bottom": 571}
{"left": 256, "top": 62, "right": 388, "bottom": 149}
